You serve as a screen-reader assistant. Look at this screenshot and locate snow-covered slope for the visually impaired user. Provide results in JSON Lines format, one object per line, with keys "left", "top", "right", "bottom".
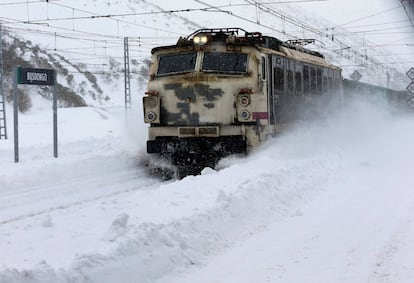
{"left": 1, "top": 0, "right": 412, "bottom": 113}
{"left": 0, "top": 0, "right": 202, "bottom": 111}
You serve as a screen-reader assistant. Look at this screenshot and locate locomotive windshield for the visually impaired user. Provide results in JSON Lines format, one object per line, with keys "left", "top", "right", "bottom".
{"left": 202, "top": 52, "right": 248, "bottom": 74}
{"left": 157, "top": 52, "right": 197, "bottom": 75}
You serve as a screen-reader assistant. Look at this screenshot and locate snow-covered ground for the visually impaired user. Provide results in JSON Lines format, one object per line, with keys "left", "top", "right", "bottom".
{"left": 160, "top": 106, "right": 414, "bottom": 283}
{"left": 1, "top": 98, "right": 413, "bottom": 283}
{"left": 1, "top": 0, "right": 414, "bottom": 282}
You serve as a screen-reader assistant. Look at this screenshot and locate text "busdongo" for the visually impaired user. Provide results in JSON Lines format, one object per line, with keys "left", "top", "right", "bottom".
{"left": 27, "top": 72, "right": 48, "bottom": 82}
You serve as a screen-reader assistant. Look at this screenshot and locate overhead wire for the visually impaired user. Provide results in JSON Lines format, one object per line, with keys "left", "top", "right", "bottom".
{"left": 2, "top": 0, "right": 412, "bottom": 73}
{"left": 334, "top": 5, "right": 404, "bottom": 28}
{"left": 346, "top": 19, "right": 412, "bottom": 29}
{"left": 193, "top": 0, "right": 286, "bottom": 36}
{"left": 189, "top": 0, "right": 397, "bottom": 72}
{"left": 264, "top": 2, "right": 412, "bottom": 62}
{"left": 243, "top": 0, "right": 328, "bottom": 37}
{"left": 344, "top": 25, "right": 414, "bottom": 34}
{"left": 3, "top": 6, "right": 230, "bottom": 24}
{"left": 1, "top": 0, "right": 197, "bottom": 42}
{"left": 1, "top": 15, "right": 126, "bottom": 40}
{"left": 0, "top": 0, "right": 60, "bottom": 6}
{"left": 213, "top": 0, "right": 328, "bottom": 8}
{"left": 0, "top": 0, "right": 202, "bottom": 67}
{"left": 48, "top": 1, "right": 188, "bottom": 36}
{"left": 1, "top": 24, "right": 154, "bottom": 69}
{"left": 2, "top": 19, "right": 163, "bottom": 57}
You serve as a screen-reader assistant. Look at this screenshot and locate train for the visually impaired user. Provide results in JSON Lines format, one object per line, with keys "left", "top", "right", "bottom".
{"left": 342, "top": 79, "right": 412, "bottom": 112}
{"left": 142, "top": 28, "right": 411, "bottom": 178}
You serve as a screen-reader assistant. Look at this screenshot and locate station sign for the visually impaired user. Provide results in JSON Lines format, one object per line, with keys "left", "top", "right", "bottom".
{"left": 17, "top": 67, "right": 55, "bottom": 86}
{"left": 13, "top": 66, "right": 58, "bottom": 163}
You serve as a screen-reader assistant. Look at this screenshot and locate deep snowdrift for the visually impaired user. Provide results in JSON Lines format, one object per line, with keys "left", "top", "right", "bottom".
{"left": 160, "top": 102, "right": 414, "bottom": 283}
{"left": 0, "top": 97, "right": 413, "bottom": 283}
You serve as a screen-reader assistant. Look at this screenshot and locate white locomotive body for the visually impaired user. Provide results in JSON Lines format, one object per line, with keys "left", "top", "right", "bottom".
{"left": 143, "top": 28, "right": 342, "bottom": 177}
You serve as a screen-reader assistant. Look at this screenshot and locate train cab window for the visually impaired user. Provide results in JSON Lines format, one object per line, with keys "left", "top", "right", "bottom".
{"left": 310, "top": 67, "right": 316, "bottom": 92}
{"left": 303, "top": 65, "right": 309, "bottom": 93}
{"left": 261, "top": 57, "right": 266, "bottom": 80}
{"left": 295, "top": 71, "right": 302, "bottom": 95}
{"left": 157, "top": 52, "right": 197, "bottom": 75}
{"left": 274, "top": 67, "right": 284, "bottom": 91}
{"left": 202, "top": 52, "right": 248, "bottom": 74}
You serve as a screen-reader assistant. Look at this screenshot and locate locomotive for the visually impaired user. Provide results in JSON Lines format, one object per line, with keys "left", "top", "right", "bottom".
{"left": 143, "top": 28, "right": 343, "bottom": 178}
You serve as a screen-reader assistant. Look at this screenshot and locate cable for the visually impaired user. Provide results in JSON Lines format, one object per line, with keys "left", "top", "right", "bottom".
{"left": 2, "top": 0, "right": 411, "bottom": 75}
{"left": 193, "top": 0, "right": 285, "bottom": 36}
{"left": 214, "top": 0, "right": 328, "bottom": 8}
{"left": 329, "top": 42, "right": 414, "bottom": 49}
{"left": 346, "top": 19, "right": 411, "bottom": 29}
{"left": 372, "top": 52, "right": 414, "bottom": 57}
{"left": 48, "top": 2, "right": 188, "bottom": 36}
{"left": 1, "top": 0, "right": 201, "bottom": 46}
{"left": 0, "top": 0, "right": 59, "bottom": 6}
{"left": 0, "top": 16, "right": 124, "bottom": 40}
{"left": 334, "top": 5, "right": 404, "bottom": 28}
{"left": 191, "top": 0, "right": 409, "bottom": 72}
{"left": 345, "top": 25, "right": 413, "bottom": 34}
{"left": 243, "top": 0, "right": 327, "bottom": 36}
{"left": 251, "top": 0, "right": 412, "bottom": 70}
{"left": 4, "top": 7, "right": 230, "bottom": 24}
{"left": 344, "top": 31, "right": 414, "bottom": 35}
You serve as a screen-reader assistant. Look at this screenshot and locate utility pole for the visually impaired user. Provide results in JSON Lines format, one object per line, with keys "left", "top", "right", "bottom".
{"left": 124, "top": 37, "right": 131, "bottom": 109}
{"left": 0, "top": 23, "right": 8, "bottom": 140}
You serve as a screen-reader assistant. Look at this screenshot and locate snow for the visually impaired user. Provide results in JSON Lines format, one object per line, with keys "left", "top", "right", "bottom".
{"left": 1, "top": 0, "right": 414, "bottom": 282}
{"left": 1, "top": 97, "right": 414, "bottom": 283}
{"left": 160, "top": 110, "right": 414, "bottom": 283}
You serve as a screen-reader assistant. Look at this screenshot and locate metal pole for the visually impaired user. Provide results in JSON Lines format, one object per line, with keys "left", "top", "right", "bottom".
{"left": 53, "top": 70, "right": 58, "bottom": 158}
{"left": 0, "top": 23, "right": 7, "bottom": 139}
{"left": 13, "top": 67, "right": 19, "bottom": 162}
{"left": 124, "top": 37, "right": 131, "bottom": 109}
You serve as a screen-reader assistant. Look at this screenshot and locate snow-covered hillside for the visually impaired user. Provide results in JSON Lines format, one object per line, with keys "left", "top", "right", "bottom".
{"left": 1, "top": 0, "right": 412, "bottom": 113}
{"left": 0, "top": 0, "right": 202, "bottom": 111}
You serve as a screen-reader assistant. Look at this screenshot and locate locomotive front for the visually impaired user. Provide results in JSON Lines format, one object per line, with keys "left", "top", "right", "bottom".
{"left": 143, "top": 28, "right": 269, "bottom": 177}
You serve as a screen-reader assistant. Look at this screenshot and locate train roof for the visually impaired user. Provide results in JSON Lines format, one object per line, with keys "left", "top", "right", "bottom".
{"left": 152, "top": 28, "right": 323, "bottom": 56}
{"left": 151, "top": 28, "right": 340, "bottom": 70}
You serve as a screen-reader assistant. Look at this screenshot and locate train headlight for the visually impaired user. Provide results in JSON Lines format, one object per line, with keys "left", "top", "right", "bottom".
{"left": 239, "top": 95, "right": 250, "bottom": 107}
{"left": 143, "top": 96, "right": 160, "bottom": 124}
{"left": 239, "top": 110, "right": 251, "bottom": 120}
{"left": 193, "top": 35, "right": 208, "bottom": 45}
{"left": 237, "top": 93, "right": 253, "bottom": 122}
{"left": 146, "top": 111, "right": 157, "bottom": 122}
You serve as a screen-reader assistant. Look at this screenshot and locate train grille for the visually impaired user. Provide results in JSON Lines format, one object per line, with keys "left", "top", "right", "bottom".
{"left": 179, "top": 127, "right": 219, "bottom": 137}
